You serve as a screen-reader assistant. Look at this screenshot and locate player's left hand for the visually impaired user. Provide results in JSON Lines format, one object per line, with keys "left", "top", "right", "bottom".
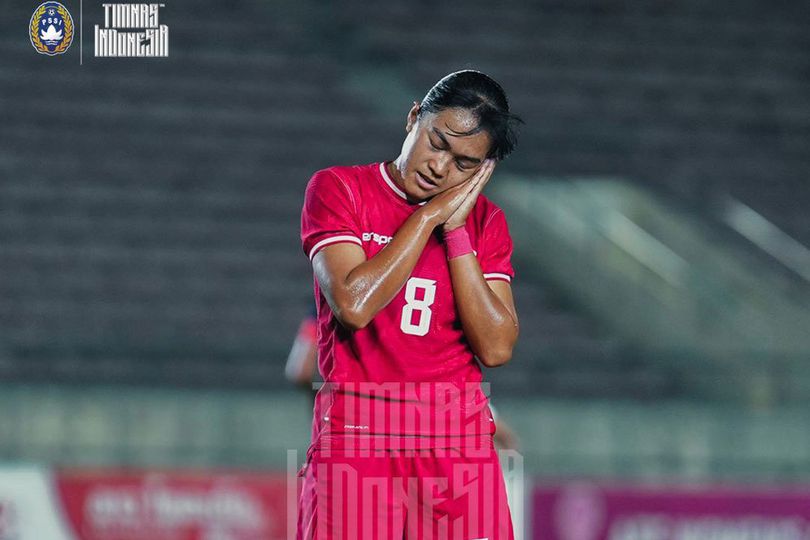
{"left": 442, "top": 159, "right": 496, "bottom": 232}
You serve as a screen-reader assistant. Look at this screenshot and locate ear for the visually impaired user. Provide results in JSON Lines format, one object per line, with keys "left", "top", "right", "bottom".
{"left": 405, "top": 101, "right": 420, "bottom": 133}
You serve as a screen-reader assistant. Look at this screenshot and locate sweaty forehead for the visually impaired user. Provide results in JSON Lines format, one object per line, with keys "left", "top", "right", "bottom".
{"left": 430, "top": 107, "right": 480, "bottom": 135}
{"left": 423, "top": 108, "right": 492, "bottom": 160}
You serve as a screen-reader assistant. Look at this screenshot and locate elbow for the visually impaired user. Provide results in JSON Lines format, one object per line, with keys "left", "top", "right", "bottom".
{"left": 326, "top": 286, "right": 372, "bottom": 331}
{"left": 333, "top": 302, "right": 371, "bottom": 332}
{"left": 477, "top": 324, "right": 518, "bottom": 368}
{"left": 478, "top": 347, "right": 513, "bottom": 368}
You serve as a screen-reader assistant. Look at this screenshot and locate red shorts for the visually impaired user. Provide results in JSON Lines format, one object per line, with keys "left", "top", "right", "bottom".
{"left": 296, "top": 444, "right": 514, "bottom": 540}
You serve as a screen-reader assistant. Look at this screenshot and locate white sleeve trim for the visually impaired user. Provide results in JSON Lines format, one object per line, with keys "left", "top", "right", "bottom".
{"left": 483, "top": 272, "right": 512, "bottom": 282}
{"left": 308, "top": 235, "right": 363, "bottom": 260}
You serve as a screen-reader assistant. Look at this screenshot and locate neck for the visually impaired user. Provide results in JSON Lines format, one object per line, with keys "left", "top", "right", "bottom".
{"left": 387, "top": 159, "right": 423, "bottom": 205}
{"left": 387, "top": 159, "right": 405, "bottom": 190}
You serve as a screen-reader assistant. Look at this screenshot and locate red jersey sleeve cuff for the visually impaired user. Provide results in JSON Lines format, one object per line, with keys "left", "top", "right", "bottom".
{"left": 483, "top": 272, "right": 512, "bottom": 283}
{"left": 308, "top": 235, "right": 363, "bottom": 260}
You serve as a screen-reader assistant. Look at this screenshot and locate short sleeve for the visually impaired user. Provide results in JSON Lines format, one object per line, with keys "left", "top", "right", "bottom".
{"left": 478, "top": 208, "right": 515, "bottom": 283}
{"left": 301, "top": 169, "right": 363, "bottom": 261}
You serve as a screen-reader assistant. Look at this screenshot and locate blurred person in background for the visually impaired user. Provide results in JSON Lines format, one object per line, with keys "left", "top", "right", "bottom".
{"left": 284, "top": 306, "right": 320, "bottom": 405}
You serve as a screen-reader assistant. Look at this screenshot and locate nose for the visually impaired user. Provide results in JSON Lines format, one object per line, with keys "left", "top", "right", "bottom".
{"left": 427, "top": 154, "right": 450, "bottom": 181}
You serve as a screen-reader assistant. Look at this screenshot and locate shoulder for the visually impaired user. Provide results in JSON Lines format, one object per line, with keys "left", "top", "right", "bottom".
{"left": 307, "top": 165, "right": 353, "bottom": 190}
{"left": 469, "top": 194, "right": 512, "bottom": 250}
{"left": 305, "top": 164, "right": 377, "bottom": 212}
{"left": 308, "top": 163, "right": 376, "bottom": 188}
{"left": 306, "top": 163, "right": 377, "bottom": 198}
{"left": 472, "top": 194, "right": 507, "bottom": 228}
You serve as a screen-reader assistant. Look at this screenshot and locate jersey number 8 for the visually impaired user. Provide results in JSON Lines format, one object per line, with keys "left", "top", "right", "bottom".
{"left": 400, "top": 277, "right": 437, "bottom": 336}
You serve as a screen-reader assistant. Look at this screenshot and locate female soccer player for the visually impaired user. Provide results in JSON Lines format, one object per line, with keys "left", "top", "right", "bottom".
{"left": 298, "top": 70, "right": 522, "bottom": 540}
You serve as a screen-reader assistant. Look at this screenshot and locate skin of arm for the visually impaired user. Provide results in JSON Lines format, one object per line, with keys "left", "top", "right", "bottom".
{"left": 447, "top": 256, "right": 519, "bottom": 367}
{"left": 311, "top": 207, "right": 439, "bottom": 331}
{"left": 442, "top": 160, "right": 519, "bottom": 367}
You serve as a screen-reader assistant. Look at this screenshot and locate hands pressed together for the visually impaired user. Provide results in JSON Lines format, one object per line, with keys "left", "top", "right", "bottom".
{"left": 421, "top": 159, "right": 497, "bottom": 232}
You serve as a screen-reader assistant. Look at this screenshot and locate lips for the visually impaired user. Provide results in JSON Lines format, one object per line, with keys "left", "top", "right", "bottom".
{"left": 416, "top": 171, "right": 437, "bottom": 190}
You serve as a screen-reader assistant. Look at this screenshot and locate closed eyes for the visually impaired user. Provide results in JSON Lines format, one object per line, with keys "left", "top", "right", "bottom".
{"left": 428, "top": 137, "right": 477, "bottom": 171}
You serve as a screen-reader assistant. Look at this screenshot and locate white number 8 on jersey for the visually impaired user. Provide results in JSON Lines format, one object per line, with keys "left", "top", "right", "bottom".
{"left": 400, "top": 277, "right": 437, "bottom": 336}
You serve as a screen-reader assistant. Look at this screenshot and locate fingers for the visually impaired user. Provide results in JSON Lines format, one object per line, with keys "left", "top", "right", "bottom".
{"left": 432, "top": 159, "right": 497, "bottom": 220}
{"left": 459, "top": 159, "right": 493, "bottom": 195}
{"left": 467, "top": 159, "right": 495, "bottom": 195}
{"left": 459, "top": 160, "right": 495, "bottom": 208}
{"left": 469, "top": 159, "right": 492, "bottom": 184}
{"left": 440, "top": 161, "right": 496, "bottom": 228}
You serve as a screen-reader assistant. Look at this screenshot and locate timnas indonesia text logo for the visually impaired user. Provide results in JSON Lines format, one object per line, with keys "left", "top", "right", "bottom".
{"left": 95, "top": 3, "right": 169, "bottom": 57}
{"left": 30, "top": 2, "right": 74, "bottom": 56}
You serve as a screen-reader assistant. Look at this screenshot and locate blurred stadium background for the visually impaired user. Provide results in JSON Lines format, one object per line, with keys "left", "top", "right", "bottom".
{"left": 1, "top": 0, "right": 809, "bottom": 538}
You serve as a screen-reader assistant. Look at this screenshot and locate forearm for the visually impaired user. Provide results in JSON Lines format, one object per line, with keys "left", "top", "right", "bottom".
{"left": 339, "top": 208, "right": 438, "bottom": 328}
{"left": 448, "top": 254, "right": 518, "bottom": 367}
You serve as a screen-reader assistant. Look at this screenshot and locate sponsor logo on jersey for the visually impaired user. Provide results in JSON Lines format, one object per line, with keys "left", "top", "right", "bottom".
{"left": 362, "top": 232, "right": 393, "bottom": 246}
{"left": 30, "top": 2, "right": 74, "bottom": 56}
{"left": 95, "top": 3, "right": 169, "bottom": 57}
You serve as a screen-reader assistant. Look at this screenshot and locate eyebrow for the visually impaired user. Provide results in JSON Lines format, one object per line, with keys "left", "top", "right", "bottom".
{"left": 431, "top": 127, "right": 483, "bottom": 164}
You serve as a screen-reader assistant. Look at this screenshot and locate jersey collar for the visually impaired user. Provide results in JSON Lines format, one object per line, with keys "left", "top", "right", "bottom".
{"left": 379, "top": 162, "right": 427, "bottom": 206}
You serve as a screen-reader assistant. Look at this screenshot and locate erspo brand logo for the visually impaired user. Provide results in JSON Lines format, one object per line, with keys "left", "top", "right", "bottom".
{"left": 30, "top": 2, "right": 74, "bottom": 56}
{"left": 95, "top": 3, "right": 169, "bottom": 57}
{"left": 362, "top": 231, "right": 393, "bottom": 245}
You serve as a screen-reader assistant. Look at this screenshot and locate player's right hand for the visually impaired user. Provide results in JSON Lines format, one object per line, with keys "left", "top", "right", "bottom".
{"left": 419, "top": 162, "right": 489, "bottom": 227}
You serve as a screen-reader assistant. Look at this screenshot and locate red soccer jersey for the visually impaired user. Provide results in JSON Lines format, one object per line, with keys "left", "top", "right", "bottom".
{"left": 300, "top": 162, "right": 515, "bottom": 450}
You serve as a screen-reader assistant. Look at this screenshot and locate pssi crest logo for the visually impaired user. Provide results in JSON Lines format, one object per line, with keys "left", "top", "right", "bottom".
{"left": 30, "top": 1, "right": 74, "bottom": 56}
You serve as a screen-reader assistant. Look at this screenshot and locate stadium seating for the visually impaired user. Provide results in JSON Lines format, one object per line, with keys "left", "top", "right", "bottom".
{"left": 335, "top": 0, "right": 810, "bottom": 243}
{"left": 1, "top": 0, "right": 807, "bottom": 400}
